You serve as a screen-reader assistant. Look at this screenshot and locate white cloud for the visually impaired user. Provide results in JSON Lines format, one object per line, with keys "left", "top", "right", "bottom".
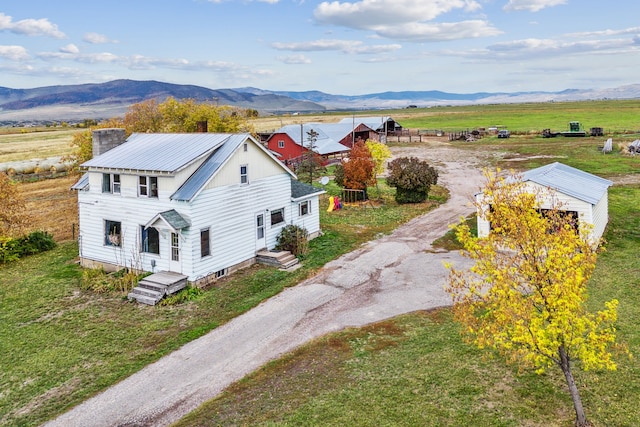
{"left": 315, "top": 0, "right": 481, "bottom": 26}
{"left": 373, "top": 20, "right": 501, "bottom": 42}
{"left": 271, "top": 39, "right": 401, "bottom": 54}
{"left": 277, "top": 54, "right": 312, "bottom": 64}
{"left": 83, "top": 32, "right": 117, "bottom": 44}
{"left": 0, "top": 45, "right": 30, "bottom": 61}
{"left": 60, "top": 44, "right": 79, "bottom": 54}
{"left": 503, "top": 0, "right": 567, "bottom": 12}
{"left": 0, "top": 13, "right": 65, "bottom": 38}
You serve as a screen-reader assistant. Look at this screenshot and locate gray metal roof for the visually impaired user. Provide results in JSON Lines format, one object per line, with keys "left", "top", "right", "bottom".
{"left": 338, "top": 116, "right": 394, "bottom": 131}
{"left": 275, "top": 124, "right": 350, "bottom": 155}
{"left": 145, "top": 209, "right": 190, "bottom": 231}
{"left": 522, "top": 162, "right": 612, "bottom": 205}
{"left": 171, "top": 133, "right": 248, "bottom": 201}
{"left": 81, "top": 133, "right": 233, "bottom": 173}
{"left": 291, "top": 178, "right": 325, "bottom": 200}
{"left": 71, "top": 173, "right": 89, "bottom": 190}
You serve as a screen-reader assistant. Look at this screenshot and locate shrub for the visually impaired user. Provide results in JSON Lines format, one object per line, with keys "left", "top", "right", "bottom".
{"left": 0, "top": 230, "right": 56, "bottom": 263}
{"left": 276, "top": 224, "right": 309, "bottom": 257}
{"left": 386, "top": 157, "right": 438, "bottom": 204}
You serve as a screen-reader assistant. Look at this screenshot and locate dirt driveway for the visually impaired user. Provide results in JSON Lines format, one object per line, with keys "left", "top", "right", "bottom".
{"left": 43, "top": 141, "right": 485, "bottom": 427}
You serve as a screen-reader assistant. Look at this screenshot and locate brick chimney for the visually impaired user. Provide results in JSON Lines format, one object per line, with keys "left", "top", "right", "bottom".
{"left": 92, "top": 128, "right": 127, "bottom": 157}
{"left": 196, "top": 121, "right": 208, "bottom": 133}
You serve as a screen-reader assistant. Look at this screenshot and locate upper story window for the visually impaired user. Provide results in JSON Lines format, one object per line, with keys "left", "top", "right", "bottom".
{"left": 102, "top": 173, "right": 121, "bottom": 194}
{"left": 200, "top": 228, "right": 210, "bottom": 258}
{"left": 244, "top": 143, "right": 248, "bottom": 152}
{"left": 139, "top": 176, "right": 158, "bottom": 198}
{"left": 240, "top": 165, "right": 249, "bottom": 184}
{"left": 278, "top": 140, "right": 285, "bottom": 148}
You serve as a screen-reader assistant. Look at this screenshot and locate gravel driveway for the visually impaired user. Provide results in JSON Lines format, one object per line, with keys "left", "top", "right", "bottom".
{"left": 43, "top": 142, "right": 483, "bottom": 427}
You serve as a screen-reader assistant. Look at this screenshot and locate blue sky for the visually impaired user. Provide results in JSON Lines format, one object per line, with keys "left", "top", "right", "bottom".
{"left": 1, "top": 0, "right": 638, "bottom": 95}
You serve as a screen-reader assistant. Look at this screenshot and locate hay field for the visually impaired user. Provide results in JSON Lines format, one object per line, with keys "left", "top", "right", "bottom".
{"left": 20, "top": 175, "right": 78, "bottom": 242}
{"left": 0, "top": 128, "right": 81, "bottom": 163}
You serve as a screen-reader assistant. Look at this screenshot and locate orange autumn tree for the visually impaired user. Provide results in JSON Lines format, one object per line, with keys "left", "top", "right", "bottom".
{"left": 341, "top": 140, "right": 376, "bottom": 198}
{"left": 0, "top": 172, "right": 31, "bottom": 238}
{"left": 445, "top": 169, "right": 626, "bottom": 427}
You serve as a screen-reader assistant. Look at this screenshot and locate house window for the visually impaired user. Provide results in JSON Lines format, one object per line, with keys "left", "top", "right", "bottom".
{"left": 141, "top": 226, "right": 160, "bottom": 254}
{"left": 112, "top": 174, "right": 121, "bottom": 193}
{"left": 102, "top": 173, "right": 121, "bottom": 194}
{"left": 278, "top": 140, "right": 285, "bottom": 148}
{"left": 240, "top": 165, "right": 248, "bottom": 184}
{"left": 139, "top": 176, "right": 158, "bottom": 198}
{"left": 244, "top": 143, "right": 248, "bottom": 152}
{"left": 171, "top": 232, "right": 179, "bottom": 262}
{"left": 299, "top": 200, "right": 310, "bottom": 216}
{"left": 105, "top": 220, "right": 122, "bottom": 247}
{"left": 201, "top": 228, "right": 210, "bottom": 258}
{"left": 270, "top": 208, "right": 284, "bottom": 227}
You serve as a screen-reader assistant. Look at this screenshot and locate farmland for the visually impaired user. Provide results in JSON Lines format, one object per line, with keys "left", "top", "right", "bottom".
{"left": 1, "top": 99, "right": 640, "bottom": 426}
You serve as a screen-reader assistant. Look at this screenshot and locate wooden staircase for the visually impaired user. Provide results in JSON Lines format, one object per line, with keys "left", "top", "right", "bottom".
{"left": 256, "top": 250, "right": 300, "bottom": 270}
{"left": 128, "top": 271, "right": 188, "bottom": 305}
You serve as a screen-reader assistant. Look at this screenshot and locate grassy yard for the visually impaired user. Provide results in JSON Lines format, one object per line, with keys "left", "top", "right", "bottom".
{"left": 0, "top": 180, "right": 442, "bottom": 427}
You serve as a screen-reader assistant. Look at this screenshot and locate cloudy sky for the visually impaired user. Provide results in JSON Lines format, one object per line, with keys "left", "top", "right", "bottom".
{"left": 1, "top": 0, "right": 638, "bottom": 95}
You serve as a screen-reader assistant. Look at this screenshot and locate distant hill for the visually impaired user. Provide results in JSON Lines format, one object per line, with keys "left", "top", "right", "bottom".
{"left": 0, "top": 79, "right": 325, "bottom": 123}
{"left": 1, "top": 79, "right": 639, "bottom": 124}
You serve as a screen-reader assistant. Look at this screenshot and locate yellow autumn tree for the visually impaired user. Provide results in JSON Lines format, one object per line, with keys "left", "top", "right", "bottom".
{"left": 445, "top": 169, "right": 626, "bottom": 427}
{"left": 0, "top": 172, "right": 31, "bottom": 238}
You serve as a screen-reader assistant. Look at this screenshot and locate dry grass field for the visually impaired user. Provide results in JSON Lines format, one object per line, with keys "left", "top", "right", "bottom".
{"left": 0, "top": 128, "right": 81, "bottom": 164}
{"left": 20, "top": 175, "right": 78, "bottom": 242}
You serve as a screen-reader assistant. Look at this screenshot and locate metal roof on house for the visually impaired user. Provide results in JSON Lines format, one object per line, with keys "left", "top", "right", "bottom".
{"left": 71, "top": 173, "right": 89, "bottom": 190}
{"left": 275, "top": 124, "right": 350, "bottom": 155}
{"left": 81, "top": 133, "right": 233, "bottom": 173}
{"left": 145, "top": 209, "right": 190, "bottom": 231}
{"left": 291, "top": 178, "right": 325, "bottom": 200}
{"left": 171, "top": 133, "right": 248, "bottom": 201}
{"left": 522, "top": 162, "right": 612, "bottom": 205}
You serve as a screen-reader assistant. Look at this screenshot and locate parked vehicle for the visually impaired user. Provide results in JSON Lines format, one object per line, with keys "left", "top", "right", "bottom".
{"left": 497, "top": 129, "right": 510, "bottom": 138}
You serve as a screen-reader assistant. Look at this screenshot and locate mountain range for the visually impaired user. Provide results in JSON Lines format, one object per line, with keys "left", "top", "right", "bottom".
{"left": 1, "top": 79, "right": 639, "bottom": 124}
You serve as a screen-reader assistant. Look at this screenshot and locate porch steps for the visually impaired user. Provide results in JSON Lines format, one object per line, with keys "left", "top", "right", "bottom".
{"left": 256, "top": 250, "right": 300, "bottom": 270}
{"left": 128, "top": 271, "right": 188, "bottom": 305}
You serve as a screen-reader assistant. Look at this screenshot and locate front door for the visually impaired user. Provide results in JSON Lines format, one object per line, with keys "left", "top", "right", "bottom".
{"left": 169, "top": 232, "right": 181, "bottom": 272}
{"left": 255, "top": 213, "right": 266, "bottom": 250}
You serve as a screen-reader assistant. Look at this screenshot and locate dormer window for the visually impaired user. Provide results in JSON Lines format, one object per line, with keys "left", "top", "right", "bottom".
{"left": 139, "top": 176, "right": 158, "bottom": 198}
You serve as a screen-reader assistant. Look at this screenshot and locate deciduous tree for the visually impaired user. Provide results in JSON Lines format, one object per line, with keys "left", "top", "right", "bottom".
{"left": 0, "top": 172, "right": 31, "bottom": 238}
{"left": 341, "top": 140, "right": 376, "bottom": 197}
{"left": 445, "top": 169, "right": 627, "bottom": 427}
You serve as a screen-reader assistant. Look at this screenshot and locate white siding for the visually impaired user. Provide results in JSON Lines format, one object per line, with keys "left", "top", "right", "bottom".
{"left": 185, "top": 173, "right": 292, "bottom": 279}
{"left": 476, "top": 182, "right": 606, "bottom": 241}
{"left": 204, "top": 142, "right": 287, "bottom": 190}
{"left": 290, "top": 197, "right": 321, "bottom": 237}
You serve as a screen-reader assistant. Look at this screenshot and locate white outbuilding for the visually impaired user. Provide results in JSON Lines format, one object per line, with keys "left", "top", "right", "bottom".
{"left": 477, "top": 162, "right": 613, "bottom": 242}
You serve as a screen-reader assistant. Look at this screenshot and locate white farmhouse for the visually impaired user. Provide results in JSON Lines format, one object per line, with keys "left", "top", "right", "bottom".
{"left": 72, "top": 128, "right": 324, "bottom": 288}
{"left": 477, "top": 162, "right": 613, "bottom": 242}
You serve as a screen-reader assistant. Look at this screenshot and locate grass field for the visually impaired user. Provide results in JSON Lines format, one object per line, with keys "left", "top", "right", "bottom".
{"left": 2, "top": 100, "right": 640, "bottom": 426}
{"left": 0, "top": 128, "right": 81, "bottom": 164}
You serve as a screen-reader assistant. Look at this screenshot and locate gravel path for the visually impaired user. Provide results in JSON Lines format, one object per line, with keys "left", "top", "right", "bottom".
{"left": 43, "top": 143, "right": 484, "bottom": 427}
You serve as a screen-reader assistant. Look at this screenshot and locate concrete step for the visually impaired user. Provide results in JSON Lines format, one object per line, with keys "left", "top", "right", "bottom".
{"left": 128, "top": 288, "right": 163, "bottom": 305}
